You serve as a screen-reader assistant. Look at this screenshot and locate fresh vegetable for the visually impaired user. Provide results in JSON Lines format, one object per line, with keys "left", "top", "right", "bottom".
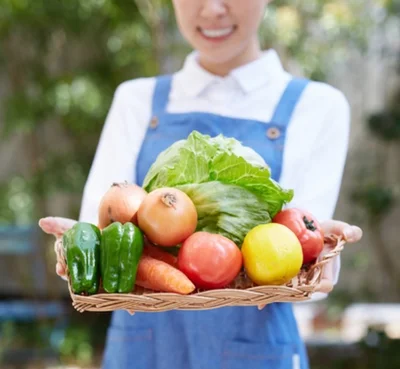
{"left": 142, "top": 131, "right": 293, "bottom": 246}
{"left": 101, "top": 222, "right": 144, "bottom": 293}
{"left": 136, "top": 255, "right": 195, "bottom": 295}
{"left": 137, "top": 187, "right": 197, "bottom": 247}
{"left": 143, "top": 239, "right": 178, "bottom": 267}
{"left": 241, "top": 223, "right": 303, "bottom": 285}
{"left": 62, "top": 222, "right": 101, "bottom": 295}
{"left": 177, "top": 232, "right": 243, "bottom": 289}
{"left": 273, "top": 208, "right": 324, "bottom": 264}
{"left": 98, "top": 182, "right": 147, "bottom": 229}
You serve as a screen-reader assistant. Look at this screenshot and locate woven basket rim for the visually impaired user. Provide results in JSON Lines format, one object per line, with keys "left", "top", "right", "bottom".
{"left": 63, "top": 234, "right": 345, "bottom": 313}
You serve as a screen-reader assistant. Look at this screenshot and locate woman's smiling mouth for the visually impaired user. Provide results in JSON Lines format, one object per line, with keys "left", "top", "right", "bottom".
{"left": 197, "top": 25, "right": 237, "bottom": 41}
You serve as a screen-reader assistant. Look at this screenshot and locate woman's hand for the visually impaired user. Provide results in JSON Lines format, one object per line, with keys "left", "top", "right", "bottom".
{"left": 38, "top": 216, "right": 78, "bottom": 280}
{"left": 258, "top": 219, "right": 362, "bottom": 310}
{"left": 314, "top": 220, "right": 362, "bottom": 293}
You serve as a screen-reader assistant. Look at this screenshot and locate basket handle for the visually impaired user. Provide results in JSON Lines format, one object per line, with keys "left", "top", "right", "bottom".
{"left": 304, "top": 234, "right": 346, "bottom": 287}
{"left": 315, "top": 234, "right": 346, "bottom": 267}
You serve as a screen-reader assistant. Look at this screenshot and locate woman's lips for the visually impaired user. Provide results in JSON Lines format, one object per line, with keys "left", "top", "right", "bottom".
{"left": 197, "top": 26, "right": 237, "bottom": 42}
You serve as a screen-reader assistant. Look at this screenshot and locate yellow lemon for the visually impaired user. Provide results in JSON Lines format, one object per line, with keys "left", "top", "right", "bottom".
{"left": 241, "top": 223, "right": 303, "bottom": 285}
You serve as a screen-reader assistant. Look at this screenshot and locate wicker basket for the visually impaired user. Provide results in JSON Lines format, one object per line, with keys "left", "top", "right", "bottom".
{"left": 62, "top": 234, "right": 345, "bottom": 314}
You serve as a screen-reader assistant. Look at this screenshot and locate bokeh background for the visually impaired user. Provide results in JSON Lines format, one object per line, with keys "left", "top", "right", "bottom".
{"left": 0, "top": 0, "right": 399, "bottom": 368}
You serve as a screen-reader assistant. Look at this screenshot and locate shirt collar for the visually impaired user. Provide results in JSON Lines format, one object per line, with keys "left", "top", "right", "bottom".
{"left": 174, "top": 49, "right": 286, "bottom": 98}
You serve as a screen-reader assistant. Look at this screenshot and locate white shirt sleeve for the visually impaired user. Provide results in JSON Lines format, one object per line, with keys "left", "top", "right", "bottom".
{"left": 281, "top": 85, "right": 351, "bottom": 299}
{"left": 78, "top": 83, "right": 139, "bottom": 225}
{"left": 287, "top": 88, "right": 351, "bottom": 222}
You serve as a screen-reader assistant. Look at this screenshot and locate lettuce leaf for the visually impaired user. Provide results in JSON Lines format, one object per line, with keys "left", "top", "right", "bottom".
{"left": 143, "top": 131, "right": 293, "bottom": 246}
{"left": 176, "top": 182, "right": 271, "bottom": 246}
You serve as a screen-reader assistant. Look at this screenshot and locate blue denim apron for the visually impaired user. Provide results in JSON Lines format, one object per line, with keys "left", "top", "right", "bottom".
{"left": 102, "top": 75, "right": 310, "bottom": 369}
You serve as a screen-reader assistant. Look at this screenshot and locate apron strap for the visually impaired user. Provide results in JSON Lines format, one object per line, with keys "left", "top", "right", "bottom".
{"left": 151, "top": 75, "right": 173, "bottom": 116}
{"left": 270, "top": 78, "right": 309, "bottom": 127}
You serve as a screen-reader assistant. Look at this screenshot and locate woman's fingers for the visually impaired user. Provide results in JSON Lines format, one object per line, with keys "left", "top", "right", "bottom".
{"left": 38, "top": 216, "right": 77, "bottom": 237}
{"left": 56, "top": 262, "right": 68, "bottom": 281}
{"left": 344, "top": 225, "right": 363, "bottom": 243}
{"left": 315, "top": 278, "right": 333, "bottom": 293}
{"left": 54, "top": 237, "right": 68, "bottom": 280}
{"left": 38, "top": 217, "right": 75, "bottom": 281}
{"left": 321, "top": 220, "right": 363, "bottom": 243}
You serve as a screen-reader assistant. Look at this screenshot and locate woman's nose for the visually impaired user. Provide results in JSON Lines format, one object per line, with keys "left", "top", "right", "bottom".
{"left": 200, "top": 0, "right": 228, "bottom": 19}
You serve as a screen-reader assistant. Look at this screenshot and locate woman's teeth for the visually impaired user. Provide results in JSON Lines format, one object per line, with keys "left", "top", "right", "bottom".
{"left": 200, "top": 27, "right": 234, "bottom": 38}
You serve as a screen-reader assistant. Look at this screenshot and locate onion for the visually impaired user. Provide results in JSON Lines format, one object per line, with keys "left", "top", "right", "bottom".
{"left": 137, "top": 187, "right": 198, "bottom": 247}
{"left": 98, "top": 182, "right": 147, "bottom": 229}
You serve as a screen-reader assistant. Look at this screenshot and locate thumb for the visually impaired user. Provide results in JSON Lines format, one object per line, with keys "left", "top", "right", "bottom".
{"left": 39, "top": 217, "right": 77, "bottom": 237}
{"left": 322, "top": 220, "right": 363, "bottom": 243}
{"left": 343, "top": 225, "right": 363, "bottom": 243}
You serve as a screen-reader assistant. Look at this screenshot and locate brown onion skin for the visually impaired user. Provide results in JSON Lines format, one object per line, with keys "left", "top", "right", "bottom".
{"left": 137, "top": 187, "right": 198, "bottom": 247}
{"left": 98, "top": 182, "right": 147, "bottom": 229}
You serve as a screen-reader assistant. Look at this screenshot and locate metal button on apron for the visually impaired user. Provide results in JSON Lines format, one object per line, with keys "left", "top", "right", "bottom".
{"left": 266, "top": 127, "right": 281, "bottom": 139}
{"left": 150, "top": 116, "right": 159, "bottom": 128}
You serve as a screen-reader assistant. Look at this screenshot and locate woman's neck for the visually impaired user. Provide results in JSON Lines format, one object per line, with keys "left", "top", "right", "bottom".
{"left": 198, "top": 41, "right": 262, "bottom": 76}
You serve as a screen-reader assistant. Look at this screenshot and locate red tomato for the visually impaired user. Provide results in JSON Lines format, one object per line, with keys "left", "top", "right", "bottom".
{"left": 177, "top": 232, "right": 243, "bottom": 289}
{"left": 273, "top": 208, "right": 324, "bottom": 264}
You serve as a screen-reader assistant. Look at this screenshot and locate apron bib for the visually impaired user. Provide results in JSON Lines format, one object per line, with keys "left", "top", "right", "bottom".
{"left": 102, "top": 76, "right": 310, "bottom": 369}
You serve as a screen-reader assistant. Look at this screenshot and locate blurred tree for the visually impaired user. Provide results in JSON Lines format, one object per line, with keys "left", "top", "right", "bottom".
{"left": 351, "top": 82, "right": 400, "bottom": 299}
{"left": 259, "top": 0, "right": 376, "bottom": 80}
{"left": 0, "top": 0, "right": 176, "bottom": 224}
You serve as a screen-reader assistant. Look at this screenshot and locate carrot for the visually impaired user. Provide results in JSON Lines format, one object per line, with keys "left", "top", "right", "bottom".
{"left": 143, "top": 244, "right": 178, "bottom": 268}
{"left": 136, "top": 255, "right": 195, "bottom": 295}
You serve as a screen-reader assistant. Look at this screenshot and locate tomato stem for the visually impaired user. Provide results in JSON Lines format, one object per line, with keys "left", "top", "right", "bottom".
{"left": 303, "top": 216, "right": 317, "bottom": 231}
{"left": 161, "top": 193, "right": 177, "bottom": 209}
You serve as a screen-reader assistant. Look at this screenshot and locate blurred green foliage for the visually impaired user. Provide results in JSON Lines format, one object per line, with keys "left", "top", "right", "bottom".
{"left": 352, "top": 185, "right": 395, "bottom": 218}
{"left": 0, "top": 309, "right": 111, "bottom": 367}
{"left": 308, "top": 330, "right": 400, "bottom": 369}
{"left": 0, "top": 0, "right": 173, "bottom": 223}
{"left": 368, "top": 111, "right": 400, "bottom": 140}
{"left": 260, "top": 0, "right": 376, "bottom": 80}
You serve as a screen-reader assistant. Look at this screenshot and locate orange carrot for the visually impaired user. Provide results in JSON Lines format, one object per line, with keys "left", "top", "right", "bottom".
{"left": 143, "top": 244, "right": 178, "bottom": 268}
{"left": 136, "top": 255, "right": 195, "bottom": 295}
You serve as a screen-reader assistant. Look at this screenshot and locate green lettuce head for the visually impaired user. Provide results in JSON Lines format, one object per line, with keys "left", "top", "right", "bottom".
{"left": 143, "top": 131, "right": 293, "bottom": 246}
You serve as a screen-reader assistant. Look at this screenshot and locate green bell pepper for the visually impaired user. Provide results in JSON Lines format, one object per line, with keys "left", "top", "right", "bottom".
{"left": 63, "top": 222, "right": 101, "bottom": 295}
{"left": 101, "top": 222, "right": 144, "bottom": 293}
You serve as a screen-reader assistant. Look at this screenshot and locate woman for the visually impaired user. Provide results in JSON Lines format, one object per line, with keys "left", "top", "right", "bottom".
{"left": 40, "top": 1, "right": 362, "bottom": 368}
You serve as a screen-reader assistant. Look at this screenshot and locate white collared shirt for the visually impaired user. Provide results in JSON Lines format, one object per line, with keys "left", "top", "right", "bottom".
{"left": 79, "top": 49, "right": 350, "bottom": 295}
